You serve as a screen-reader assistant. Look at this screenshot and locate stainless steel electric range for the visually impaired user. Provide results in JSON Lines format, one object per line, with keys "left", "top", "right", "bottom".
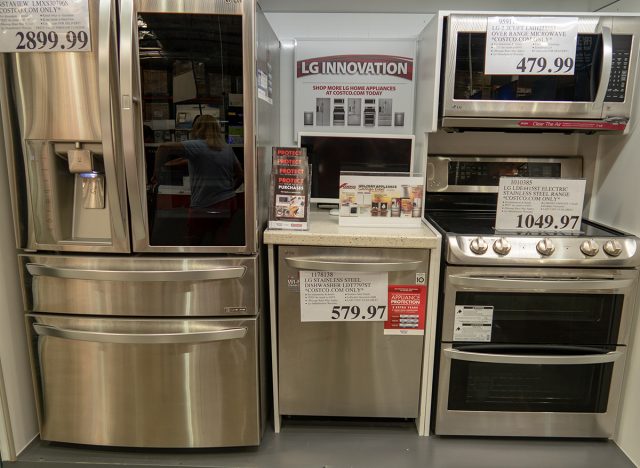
{"left": 426, "top": 155, "right": 640, "bottom": 438}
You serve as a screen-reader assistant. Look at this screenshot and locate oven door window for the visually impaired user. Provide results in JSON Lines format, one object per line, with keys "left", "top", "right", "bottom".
{"left": 454, "top": 33, "right": 603, "bottom": 102}
{"left": 456, "top": 292, "right": 624, "bottom": 345}
{"left": 448, "top": 351, "right": 613, "bottom": 413}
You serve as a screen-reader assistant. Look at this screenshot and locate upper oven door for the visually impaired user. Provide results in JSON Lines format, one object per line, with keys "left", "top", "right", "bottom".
{"left": 442, "top": 15, "right": 639, "bottom": 122}
{"left": 120, "top": 0, "right": 257, "bottom": 253}
{"left": 442, "top": 267, "right": 638, "bottom": 346}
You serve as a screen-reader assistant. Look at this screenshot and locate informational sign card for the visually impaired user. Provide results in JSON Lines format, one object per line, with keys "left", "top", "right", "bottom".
{"left": 384, "top": 285, "right": 426, "bottom": 336}
{"left": 294, "top": 39, "right": 415, "bottom": 138}
{"left": 339, "top": 173, "right": 423, "bottom": 228}
{"left": 300, "top": 271, "right": 388, "bottom": 322}
{"left": 453, "top": 305, "right": 494, "bottom": 342}
{"left": 0, "top": 0, "right": 92, "bottom": 53}
{"left": 485, "top": 16, "right": 578, "bottom": 75}
{"left": 496, "top": 177, "right": 586, "bottom": 232}
{"left": 269, "top": 147, "right": 310, "bottom": 231}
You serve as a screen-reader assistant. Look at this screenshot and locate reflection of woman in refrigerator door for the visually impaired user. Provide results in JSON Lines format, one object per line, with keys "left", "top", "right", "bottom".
{"left": 154, "top": 115, "right": 244, "bottom": 244}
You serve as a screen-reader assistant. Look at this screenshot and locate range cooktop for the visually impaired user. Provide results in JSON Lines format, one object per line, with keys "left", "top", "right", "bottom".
{"left": 426, "top": 211, "right": 640, "bottom": 267}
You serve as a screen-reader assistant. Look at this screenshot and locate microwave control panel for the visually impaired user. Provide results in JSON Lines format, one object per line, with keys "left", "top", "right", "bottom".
{"left": 605, "top": 35, "right": 632, "bottom": 103}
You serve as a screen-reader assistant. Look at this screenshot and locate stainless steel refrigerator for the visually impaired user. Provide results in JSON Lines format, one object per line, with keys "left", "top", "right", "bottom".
{"left": 0, "top": 0, "right": 279, "bottom": 448}
{"left": 316, "top": 98, "right": 331, "bottom": 126}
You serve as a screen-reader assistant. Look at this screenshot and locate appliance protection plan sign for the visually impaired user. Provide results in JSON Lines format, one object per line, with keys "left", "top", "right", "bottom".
{"left": 485, "top": 16, "right": 578, "bottom": 75}
{"left": 294, "top": 39, "right": 416, "bottom": 138}
{"left": 496, "top": 177, "right": 586, "bottom": 232}
{"left": 0, "top": 0, "right": 92, "bottom": 52}
{"left": 300, "top": 271, "right": 388, "bottom": 322}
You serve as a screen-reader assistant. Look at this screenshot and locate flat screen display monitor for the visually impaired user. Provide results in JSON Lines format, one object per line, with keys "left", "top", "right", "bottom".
{"left": 298, "top": 132, "right": 415, "bottom": 203}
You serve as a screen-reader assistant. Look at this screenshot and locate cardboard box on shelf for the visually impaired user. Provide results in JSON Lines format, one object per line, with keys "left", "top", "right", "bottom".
{"left": 143, "top": 69, "right": 168, "bottom": 95}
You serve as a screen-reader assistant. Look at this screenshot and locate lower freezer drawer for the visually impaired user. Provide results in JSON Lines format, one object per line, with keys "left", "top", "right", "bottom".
{"left": 29, "top": 314, "right": 262, "bottom": 448}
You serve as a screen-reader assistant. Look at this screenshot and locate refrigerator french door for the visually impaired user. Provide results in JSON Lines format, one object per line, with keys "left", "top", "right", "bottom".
{"left": 278, "top": 245, "right": 429, "bottom": 418}
{"left": 121, "top": 0, "right": 277, "bottom": 253}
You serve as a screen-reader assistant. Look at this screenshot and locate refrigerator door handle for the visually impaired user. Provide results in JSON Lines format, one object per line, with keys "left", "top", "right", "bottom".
{"left": 97, "top": 0, "right": 129, "bottom": 249}
{"left": 26, "top": 263, "right": 246, "bottom": 281}
{"left": 120, "top": 0, "right": 150, "bottom": 250}
{"left": 284, "top": 257, "right": 422, "bottom": 272}
{"left": 33, "top": 324, "right": 247, "bottom": 344}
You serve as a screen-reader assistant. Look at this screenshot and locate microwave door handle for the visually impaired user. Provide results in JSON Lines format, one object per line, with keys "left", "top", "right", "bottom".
{"left": 448, "top": 275, "right": 635, "bottom": 291}
{"left": 97, "top": 0, "right": 128, "bottom": 246}
{"left": 284, "top": 257, "right": 422, "bottom": 272}
{"left": 26, "top": 263, "right": 246, "bottom": 281}
{"left": 443, "top": 348, "right": 622, "bottom": 365}
{"left": 33, "top": 324, "right": 247, "bottom": 344}
{"left": 594, "top": 25, "right": 613, "bottom": 112}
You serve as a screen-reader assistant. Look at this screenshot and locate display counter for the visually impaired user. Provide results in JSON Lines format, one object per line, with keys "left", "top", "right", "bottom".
{"left": 264, "top": 208, "right": 442, "bottom": 435}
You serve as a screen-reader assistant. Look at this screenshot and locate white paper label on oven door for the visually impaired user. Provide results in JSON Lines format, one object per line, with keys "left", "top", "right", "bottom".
{"left": 453, "top": 305, "right": 494, "bottom": 342}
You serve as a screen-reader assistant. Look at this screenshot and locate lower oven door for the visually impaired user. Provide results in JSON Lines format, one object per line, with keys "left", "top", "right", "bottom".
{"left": 29, "top": 314, "right": 261, "bottom": 448}
{"left": 435, "top": 343, "right": 627, "bottom": 437}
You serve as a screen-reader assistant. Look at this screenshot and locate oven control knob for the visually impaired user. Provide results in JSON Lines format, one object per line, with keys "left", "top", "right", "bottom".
{"left": 469, "top": 237, "right": 488, "bottom": 255}
{"left": 580, "top": 239, "right": 600, "bottom": 257}
{"left": 536, "top": 238, "right": 555, "bottom": 256}
{"left": 493, "top": 238, "right": 511, "bottom": 255}
{"left": 603, "top": 240, "right": 623, "bottom": 257}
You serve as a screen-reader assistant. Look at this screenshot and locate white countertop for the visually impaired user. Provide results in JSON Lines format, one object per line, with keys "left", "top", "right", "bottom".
{"left": 264, "top": 209, "right": 441, "bottom": 249}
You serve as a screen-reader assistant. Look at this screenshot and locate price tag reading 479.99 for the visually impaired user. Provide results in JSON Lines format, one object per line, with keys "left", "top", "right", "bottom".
{"left": 0, "top": 1, "right": 92, "bottom": 53}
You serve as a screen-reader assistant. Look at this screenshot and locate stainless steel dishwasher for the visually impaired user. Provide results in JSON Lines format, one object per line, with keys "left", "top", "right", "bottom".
{"left": 278, "top": 245, "right": 429, "bottom": 418}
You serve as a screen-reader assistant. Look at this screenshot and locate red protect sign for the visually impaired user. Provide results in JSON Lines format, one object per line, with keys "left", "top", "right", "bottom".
{"left": 384, "top": 285, "right": 426, "bottom": 335}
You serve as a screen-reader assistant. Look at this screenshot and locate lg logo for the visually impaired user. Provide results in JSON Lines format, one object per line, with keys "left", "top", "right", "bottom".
{"left": 224, "top": 0, "right": 242, "bottom": 4}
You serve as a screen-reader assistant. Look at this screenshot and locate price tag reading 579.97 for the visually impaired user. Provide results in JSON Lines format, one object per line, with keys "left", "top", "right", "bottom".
{"left": 331, "top": 305, "right": 387, "bottom": 320}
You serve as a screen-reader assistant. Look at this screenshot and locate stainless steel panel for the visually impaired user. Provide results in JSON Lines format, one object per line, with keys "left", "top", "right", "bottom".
{"left": 426, "top": 155, "right": 583, "bottom": 193}
{"left": 29, "top": 314, "right": 261, "bottom": 447}
{"left": 120, "top": 0, "right": 260, "bottom": 253}
{"left": 278, "top": 245, "right": 429, "bottom": 418}
{"left": 21, "top": 254, "right": 258, "bottom": 317}
{"left": 441, "top": 267, "right": 638, "bottom": 345}
{"left": 435, "top": 343, "right": 627, "bottom": 437}
{"left": 7, "top": 0, "right": 130, "bottom": 252}
{"left": 441, "top": 15, "right": 638, "bottom": 122}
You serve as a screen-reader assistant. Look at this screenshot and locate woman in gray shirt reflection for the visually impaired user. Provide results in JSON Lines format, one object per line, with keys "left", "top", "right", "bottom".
{"left": 154, "top": 115, "right": 243, "bottom": 245}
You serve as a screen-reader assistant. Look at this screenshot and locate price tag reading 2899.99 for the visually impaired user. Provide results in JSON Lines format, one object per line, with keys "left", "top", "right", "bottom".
{"left": 0, "top": 0, "right": 92, "bottom": 53}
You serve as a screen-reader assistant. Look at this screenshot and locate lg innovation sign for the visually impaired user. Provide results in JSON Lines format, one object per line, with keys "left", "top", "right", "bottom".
{"left": 294, "top": 40, "right": 416, "bottom": 138}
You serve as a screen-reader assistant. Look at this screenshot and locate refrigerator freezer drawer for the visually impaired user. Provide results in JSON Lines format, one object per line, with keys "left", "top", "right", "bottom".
{"left": 277, "top": 245, "right": 428, "bottom": 418}
{"left": 29, "top": 314, "right": 262, "bottom": 448}
{"left": 21, "top": 254, "right": 258, "bottom": 316}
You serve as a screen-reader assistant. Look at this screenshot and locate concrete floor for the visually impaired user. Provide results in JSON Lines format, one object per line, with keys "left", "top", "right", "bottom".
{"left": 8, "top": 420, "right": 636, "bottom": 468}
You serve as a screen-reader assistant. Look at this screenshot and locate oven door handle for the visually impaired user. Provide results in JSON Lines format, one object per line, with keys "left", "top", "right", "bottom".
{"left": 448, "top": 275, "right": 635, "bottom": 291}
{"left": 33, "top": 324, "right": 247, "bottom": 345}
{"left": 443, "top": 348, "right": 622, "bottom": 365}
{"left": 285, "top": 257, "right": 422, "bottom": 272}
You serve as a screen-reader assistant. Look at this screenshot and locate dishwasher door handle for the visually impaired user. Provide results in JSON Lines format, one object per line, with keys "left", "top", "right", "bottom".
{"left": 26, "top": 263, "right": 246, "bottom": 282}
{"left": 33, "top": 324, "right": 247, "bottom": 344}
{"left": 284, "top": 257, "right": 423, "bottom": 272}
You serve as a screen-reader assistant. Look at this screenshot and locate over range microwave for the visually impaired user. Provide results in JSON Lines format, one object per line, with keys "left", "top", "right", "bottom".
{"left": 440, "top": 14, "right": 640, "bottom": 133}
